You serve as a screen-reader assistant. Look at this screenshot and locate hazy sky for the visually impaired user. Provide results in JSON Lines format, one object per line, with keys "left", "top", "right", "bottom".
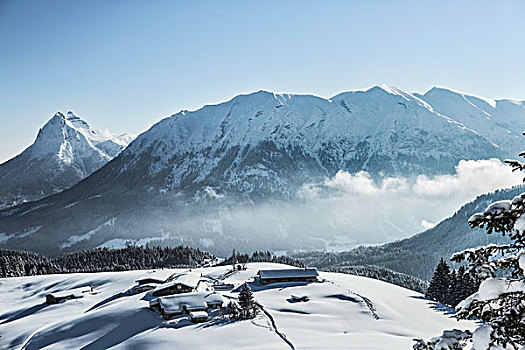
{"left": 1, "top": 0, "right": 524, "bottom": 163}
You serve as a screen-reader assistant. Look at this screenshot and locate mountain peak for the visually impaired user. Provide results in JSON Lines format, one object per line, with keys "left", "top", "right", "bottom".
{"left": 66, "top": 111, "right": 81, "bottom": 121}
{"left": 424, "top": 86, "right": 497, "bottom": 108}
{"left": 369, "top": 83, "right": 405, "bottom": 95}
{"left": 331, "top": 84, "right": 434, "bottom": 111}
{"left": 0, "top": 111, "right": 134, "bottom": 204}
{"left": 231, "top": 89, "right": 284, "bottom": 102}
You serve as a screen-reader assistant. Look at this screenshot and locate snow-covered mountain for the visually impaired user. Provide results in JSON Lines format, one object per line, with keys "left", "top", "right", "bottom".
{"left": 119, "top": 85, "right": 508, "bottom": 197}
{"left": 0, "top": 111, "right": 133, "bottom": 207}
{"left": 1, "top": 85, "right": 524, "bottom": 256}
{"left": 0, "top": 263, "right": 476, "bottom": 349}
{"left": 417, "top": 87, "right": 525, "bottom": 157}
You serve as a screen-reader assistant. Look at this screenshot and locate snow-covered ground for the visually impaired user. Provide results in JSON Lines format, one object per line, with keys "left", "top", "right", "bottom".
{"left": 0, "top": 263, "right": 475, "bottom": 349}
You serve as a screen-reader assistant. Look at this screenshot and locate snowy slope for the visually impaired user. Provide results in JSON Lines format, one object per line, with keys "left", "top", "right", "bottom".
{"left": 0, "top": 111, "right": 133, "bottom": 207}
{"left": 418, "top": 87, "right": 525, "bottom": 156}
{"left": 0, "top": 263, "right": 475, "bottom": 349}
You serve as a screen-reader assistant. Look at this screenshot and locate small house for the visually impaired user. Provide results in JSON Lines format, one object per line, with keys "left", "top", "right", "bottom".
{"left": 257, "top": 268, "right": 319, "bottom": 285}
{"left": 189, "top": 310, "right": 209, "bottom": 323}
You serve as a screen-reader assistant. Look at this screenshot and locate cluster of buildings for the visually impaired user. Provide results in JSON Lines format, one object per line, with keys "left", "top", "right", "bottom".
{"left": 45, "top": 266, "right": 319, "bottom": 324}
{"left": 145, "top": 267, "right": 319, "bottom": 323}
{"left": 142, "top": 271, "right": 224, "bottom": 323}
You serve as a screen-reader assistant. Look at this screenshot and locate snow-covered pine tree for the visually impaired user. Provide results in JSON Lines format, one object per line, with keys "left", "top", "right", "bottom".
{"left": 450, "top": 265, "right": 480, "bottom": 307}
{"left": 238, "top": 282, "right": 258, "bottom": 319}
{"left": 452, "top": 266, "right": 468, "bottom": 307}
{"left": 414, "top": 152, "right": 525, "bottom": 349}
{"left": 225, "top": 300, "right": 240, "bottom": 320}
{"left": 426, "top": 258, "right": 452, "bottom": 305}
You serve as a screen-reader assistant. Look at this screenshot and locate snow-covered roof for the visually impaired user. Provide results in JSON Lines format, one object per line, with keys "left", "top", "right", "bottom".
{"left": 203, "top": 293, "right": 224, "bottom": 305}
{"left": 164, "top": 272, "right": 201, "bottom": 288}
{"left": 155, "top": 292, "right": 223, "bottom": 314}
{"left": 135, "top": 277, "right": 165, "bottom": 284}
{"left": 258, "top": 268, "right": 319, "bottom": 280}
{"left": 189, "top": 310, "right": 209, "bottom": 318}
{"left": 152, "top": 272, "right": 201, "bottom": 294}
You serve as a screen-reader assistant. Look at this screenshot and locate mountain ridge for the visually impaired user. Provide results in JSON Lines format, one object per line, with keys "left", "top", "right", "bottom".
{"left": 1, "top": 85, "right": 525, "bottom": 257}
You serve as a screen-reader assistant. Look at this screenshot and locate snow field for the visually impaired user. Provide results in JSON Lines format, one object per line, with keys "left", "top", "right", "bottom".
{"left": 0, "top": 263, "right": 475, "bottom": 349}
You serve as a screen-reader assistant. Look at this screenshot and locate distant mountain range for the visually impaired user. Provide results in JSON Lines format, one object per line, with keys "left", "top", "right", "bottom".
{"left": 0, "top": 111, "right": 133, "bottom": 207}
{"left": 1, "top": 85, "right": 524, "bottom": 257}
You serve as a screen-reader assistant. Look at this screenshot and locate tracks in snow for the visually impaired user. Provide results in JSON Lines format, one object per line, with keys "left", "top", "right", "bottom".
{"left": 327, "top": 280, "right": 379, "bottom": 320}
{"left": 256, "top": 302, "right": 295, "bottom": 350}
{"left": 222, "top": 294, "right": 295, "bottom": 350}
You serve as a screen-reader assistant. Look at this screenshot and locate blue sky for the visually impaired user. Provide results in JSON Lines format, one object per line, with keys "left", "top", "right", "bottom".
{"left": 1, "top": 0, "right": 524, "bottom": 162}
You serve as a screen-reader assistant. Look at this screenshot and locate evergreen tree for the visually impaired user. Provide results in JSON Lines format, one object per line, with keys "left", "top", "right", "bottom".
{"left": 225, "top": 301, "right": 240, "bottom": 320}
{"left": 451, "top": 266, "right": 467, "bottom": 307}
{"left": 425, "top": 258, "right": 452, "bottom": 305}
{"left": 238, "top": 253, "right": 249, "bottom": 269}
{"left": 0, "top": 245, "right": 213, "bottom": 278}
{"left": 238, "top": 282, "right": 258, "bottom": 319}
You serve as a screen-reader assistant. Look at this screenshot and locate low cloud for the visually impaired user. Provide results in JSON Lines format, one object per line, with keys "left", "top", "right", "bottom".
{"left": 296, "top": 159, "right": 523, "bottom": 244}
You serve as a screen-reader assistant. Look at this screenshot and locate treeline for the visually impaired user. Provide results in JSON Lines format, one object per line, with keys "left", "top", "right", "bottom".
{"left": 0, "top": 245, "right": 213, "bottom": 278}
{"left": 326, "top": 265, "right": 429, "bottom": 294}
{"left": 425, "top": 258, "right": 480, "bottom": 307}
{"left": 224, "top": 250, "right": 305, "bottom": 268}
{"left": 249, "top": 250, "right": 306, "bottom": 267}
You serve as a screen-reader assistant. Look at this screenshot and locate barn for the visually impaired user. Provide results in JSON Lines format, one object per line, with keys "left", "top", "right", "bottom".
{"left": 257, "top": 268, "right": 319, "bottom": 285}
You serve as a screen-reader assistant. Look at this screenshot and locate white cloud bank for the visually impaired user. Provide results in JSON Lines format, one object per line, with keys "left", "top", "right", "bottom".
{"left": 295, "top": 159, "right": 523, "bottom": 245}
{"left": 305, "top": 159, "right": 522, "bottom": 200}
